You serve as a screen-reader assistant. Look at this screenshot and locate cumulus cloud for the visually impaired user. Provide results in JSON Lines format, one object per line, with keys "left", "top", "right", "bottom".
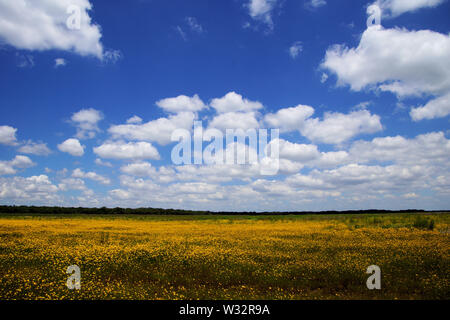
{"left": 374, "top": 0, "right": 445, "bottom": 17}
{"left": 349, "top": 131, "right": 450, "bottom": 166}
{"left": 93, "top": 141, "right": 160, "bottom": 160}
{"left": 18, "top": 141, "right": 51, "bottom": 156}
{"left": 0, "top": 126, "right": 18, "bottom": 146}
{"left": 126, "top": 116, "right": 143, "bottom": 124}
{"left": 246, "top": 0, "right": 278, "bottom": 27}
{"left": 0, "top": 155, "right": 35, "bottom": 176}
{"left": 71, "top": 108, "right": 103, "bottom": 139}
{"left": 0, "top": 175, "right": 59, "bottom": 204}
{"left": 265, "top": 105, "right": 382, "bottom": 144}
{"left": 322, "top": 25, "right": 450, "bottom": 121}
{"left": 209, "top": 112, "right": 261, "bottom": 131}
{"left": 120, "top": 162, "right": 155, "bottom": 177}
{"left": 95, "top": 158, "right": 113, "bottom": 167}
{"left": 72, "top": 168, "right": 111, "bottom": 185}
{"left": 109, "top": 112, "right": 195, "bottom": 146}
{"left": 0, "top": 0, "right": 105, "bottom": 59}
{"left": 301, "top": 110, "right": 383, "bottom": 145}
{"left": 211, "top": 92, "right": 263, "bottom": 113}
{"left": 410, "top": 93, "right": 450, "bottom": 121}
{"left": 57, "top": 138, "right": 85, "bottom": 156}
{"left": 264, "top": 105, "right": 314, "bottom": 133}
{"left": 322, "top": 27, "right": 450, "bottom": 97}
{"left": 156, "top": 94, "right": 206, "bottom": 113}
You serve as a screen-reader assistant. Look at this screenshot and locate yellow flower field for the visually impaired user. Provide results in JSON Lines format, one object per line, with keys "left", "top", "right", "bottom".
{"left": 0, "top": 213, "right": 448, "bottom": 300}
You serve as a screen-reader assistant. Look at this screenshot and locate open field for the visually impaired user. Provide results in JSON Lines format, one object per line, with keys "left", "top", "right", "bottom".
{"left": 0, "top": 212, "right": 448, "bottom": 300}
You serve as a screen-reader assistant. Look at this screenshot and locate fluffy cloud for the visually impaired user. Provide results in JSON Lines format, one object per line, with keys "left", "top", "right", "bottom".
{"left": 375, "top": 0, "right": 445, "bottom": 17}
{"left": 71, "top": 108, "right": 103, "bottom": 139}
{"left": 264, "top": 105, "right": 314, "bottom": 133}
{"left": 322, "top": 27, "right": 450, "bottom": 96}
{"left": 301, "top": 110, "right": 382, "bottom": 145}
{"left": 247, "top": 0, "right": 278, "bottom": 27}
{"left": 121, "top": 162, "right": 155, "bottom": 177}
{"left": 156, "top": 94, "right": 206, "bottom": 113}
{"left": 349, "top": 131, "right": 450, "bottom": 166}
{"left": 209, "top": 112, "right": 260, "bottom": 131}
{"left": 109, "top": 112, "right": 195, "bottom": 146}
{"left": 93, "top": 141, "right": 160, "bottom": 160}
{"left": 265, "top": 105, "right": 382, "bottom": 144}
{"left": 0, "top": 0, "right": 104, "bottom": 58}
{"left": 0, "top": 155, "right": 35, "bottom": 175}
{"left": 0, "top": 126, "right": 18, "bottom": 145}
{"left": 72, "top": 168, "right": 111, "bottom": 185}
{"left": 18, "top": 141, "right": 51, "bottom": 156}
{"left": 322, "top": 26, "right": 450, "bottom": 121}
{"left": 126, "top": 116, "right": 143, "bottom": 124}
{"left": 410, "top": 93, "right": 450, "bottom": 121}
{"left": 0, "top": 175, "right": 59, "bottom": 203}
{"left": 58, "top": 138, "right": 85, "bottom": 156}
{"left": 211, "top": 92, "right": 263, "bottom": 113}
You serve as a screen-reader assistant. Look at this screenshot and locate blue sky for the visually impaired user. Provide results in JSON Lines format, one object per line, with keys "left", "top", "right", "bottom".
{"left": 0, "top": 0, "right": 449, "bottom": 211}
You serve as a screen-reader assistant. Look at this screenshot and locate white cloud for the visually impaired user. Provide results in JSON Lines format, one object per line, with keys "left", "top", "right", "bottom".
{"left": 301, "top": 110, "right": 383, "bottom": 145}
{"left": 93, "top": 141, "right": 160, "bottom": 160}
{"left": 306, "top": 0, "right": 327, "bottom": 9}
{"left": 58, "top": 138, "right": 85, "bottom": 156}
{"left": 71, "top": 108, "right": 103, "bottom": 139}
{"left": 95, "top": 158, "right": 113, "bottom": 167}
{"left": 72, "top": 168, "right": 111, "bottom": 185}
{"left": 289, "top": 41, "right": 303, "bottom": 59}
{"left": 322, "top": 27, "right": 450, "bottom": 97}
{"left": 211, "top": 92, "right": 263, "bottom": 113}
{"left": 156, "top": 94, "right": 206, "bottom": 113}
{"left": 264, "top": 105, "right": 314, "bottom": 133}
{"left": 349, "top": 131, "right": 450, "bottom": 166}
{"left": 0, "top": 0, "right": 105, "bottom": 59}
{"left": 209, "top": 112, "right": 260, "bottom": 131}
{"left": 121, "top": 162, "right": 155, "bottom": 177}
{"left": 410, "top": 93, "right": 450, "bottom": 121}
{"left": 109, "top": 112, "right": 195, "bottom": 145}
{"left": 0, "top": 126, "right": 18, "bottom": 145}
{"left": 322, "top": 25, "right": 450, "bottom": 121}
{"left": 55, "top": 58, "right": 67, "bottom": 68}
{"left": 274, "top": 139, "right": 320, "bottom": 162}
{"left": 0, "top": 155, "right": 35, "bottom": 176}
{"left": 247, "top": 0, "right": 278, "bottom": 27}
{"left": 375, "top": 0, "right": 445, "bottom": 17}
{"left": 320, "top": 73, "right": 329, "bottom": 83}
{"left": 265, "top": 105, "right": 382, "bottom": 144}
{"left": 0, "top": 175, "right": 59, "bottom": 203}
{"left": 126, "top": 115, "right": 143, "bottom": 124}
{"left": 18, "top": 141, "right": 52, "bottom": 156}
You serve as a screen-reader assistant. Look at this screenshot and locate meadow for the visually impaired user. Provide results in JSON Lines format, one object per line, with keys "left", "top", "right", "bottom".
{"left": 0, "top": 212, "right": 448, "bottom": 300}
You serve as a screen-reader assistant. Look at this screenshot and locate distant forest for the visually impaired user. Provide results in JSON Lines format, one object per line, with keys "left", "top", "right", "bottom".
{"left": 0, "top": 205, "right": 436, "bottom": 215}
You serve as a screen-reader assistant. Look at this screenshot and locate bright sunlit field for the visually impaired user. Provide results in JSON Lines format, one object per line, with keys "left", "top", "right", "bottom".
{"left": 0, "top": 213, "right": 448, "bottom": 300}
